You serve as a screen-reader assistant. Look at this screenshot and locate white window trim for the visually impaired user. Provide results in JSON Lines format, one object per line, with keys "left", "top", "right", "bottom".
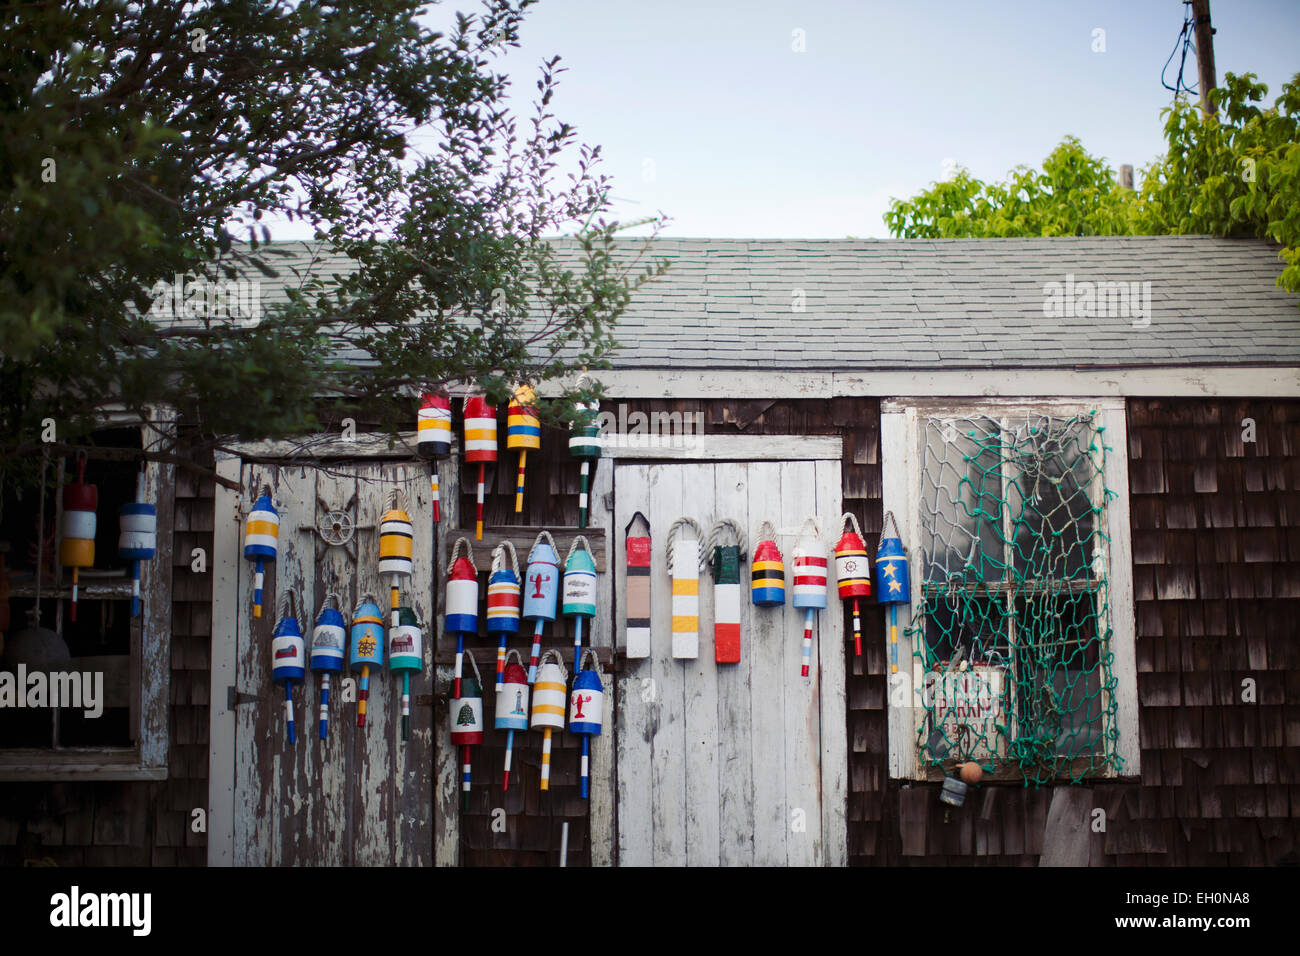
{"left": 0, "top": 410, "right": 174, "bottom": 782}
{"left": 882, "top": 397, "right": 1139, "bottom": 781}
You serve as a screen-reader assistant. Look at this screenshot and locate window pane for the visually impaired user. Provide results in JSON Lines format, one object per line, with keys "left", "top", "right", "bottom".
{"left": 920, "top": 415, "right": 1005, "bottom": 583}
{"left": 1005, "top": 416, "right": 1098, "bottom": 581}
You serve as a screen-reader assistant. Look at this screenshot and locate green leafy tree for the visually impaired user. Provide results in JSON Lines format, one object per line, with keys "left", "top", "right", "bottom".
{"left": 886, "top": 72, "right": 1300, "bottom": 301}
{"left": 0, "top": 0, "right": 665, "bottom": 480}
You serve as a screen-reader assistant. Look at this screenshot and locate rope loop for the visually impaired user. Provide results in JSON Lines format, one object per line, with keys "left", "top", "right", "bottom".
{"left": 448, "top": 536, "right": 478, "bottom": 575}
{"left": 492, "top": 539, "right": 520, "bottom": 578}
{"left": 666, "top": 516, "right": 705, "bottom": 574}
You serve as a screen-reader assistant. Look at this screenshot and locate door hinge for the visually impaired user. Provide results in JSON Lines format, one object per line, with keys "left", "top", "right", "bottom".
{"left": 228, "top": 686, "right": 260, "bottom": 709}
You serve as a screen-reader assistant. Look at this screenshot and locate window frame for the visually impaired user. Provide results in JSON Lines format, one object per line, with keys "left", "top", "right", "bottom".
{"left": 0, "top": 410, "right": 174, "bottom": 781}
{"left": 882, "top": 397, "right": 1139, "bottom": 782}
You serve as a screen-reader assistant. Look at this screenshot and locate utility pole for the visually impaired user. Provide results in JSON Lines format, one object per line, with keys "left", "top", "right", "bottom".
{"left": 1191, "top": 0, "right": 1217, "bottom": 117}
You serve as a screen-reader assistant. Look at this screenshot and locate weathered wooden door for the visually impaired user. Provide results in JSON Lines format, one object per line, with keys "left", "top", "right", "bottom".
{"left": 229, "top": 460, "right": 435, "bottom": 865}
{"left": 613, "top": 460, "right": 847, "bottom": 866}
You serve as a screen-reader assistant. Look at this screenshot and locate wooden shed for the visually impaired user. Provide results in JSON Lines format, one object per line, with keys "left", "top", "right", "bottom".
{"left": 2, "top": 235, "right": 1298, "bottom": 867}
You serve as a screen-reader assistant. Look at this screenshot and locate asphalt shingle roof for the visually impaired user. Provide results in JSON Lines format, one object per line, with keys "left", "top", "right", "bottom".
{"left": 240, "top": 236, "right": 1300, "bottom": 370}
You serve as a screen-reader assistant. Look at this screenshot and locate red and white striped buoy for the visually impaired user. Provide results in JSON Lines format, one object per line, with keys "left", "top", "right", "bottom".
{"left": 834, "top": 512, "right": 871, "bottom": 657}
{"left": 463, "top": 395, "right": 497, "bottom": 541}
{"left": 792, "top": 519, "right": 827, "bottom": 678}
{"left": 59, "top": 454, "right": 97, "bottom": 623}
{"left": 417, "top": 389, "right": 452, "bottom": 524}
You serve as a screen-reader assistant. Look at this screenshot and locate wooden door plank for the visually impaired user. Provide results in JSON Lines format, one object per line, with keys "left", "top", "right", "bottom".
{"left": 683, "top": 463, "right": 720, "bottom": 866}
{"left": 748, "top": 462, "right": 788, "bottom": 865}
{"left": 587, "top": 459, "right": 616, "bottom": 866}
{"left": 273, "top": 465, "right": 317, "bottom": 866}
{"left": 815, "top": 457, "right": 849, "bottom": 866}
{"left": 392, "top": 463, "right": 435, "bottom": 866}
{"left": 614, "top": 463, "right": 653, "bottom": 867}
{"left": 312, "top": 467, "right": 358, "bottom": 866}
{"left": 354, "top": 463, "right": 395, "bottom": 865}
{"left": 781, "top": 461, "right": 821, "bottom": 867}
{"left": 234, "top": 463, "right": 280, "bottom": 865}
{"left": 648, "top": 465, "right": 687, "bottom": 866}
{"left": 433, "top": 452, "right": 462, "bottom": 866}
{"left": 714, "top": 461, "right": 756, "bottom": 867}
{"left": 208, "top": 453, "right": 243, "bottom": 867}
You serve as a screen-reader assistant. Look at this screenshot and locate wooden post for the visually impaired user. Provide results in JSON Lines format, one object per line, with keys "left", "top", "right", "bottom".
{"left": 1191, "top": 0, "right": 1216, "bottom": 117}
{"left": 1118, "top": 164, "right": 1133, "bottom": 190}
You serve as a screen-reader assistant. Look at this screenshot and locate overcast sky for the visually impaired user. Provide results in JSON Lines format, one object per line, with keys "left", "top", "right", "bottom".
{"left": 386, "top": 1, "right": 1300, "bottom": 240}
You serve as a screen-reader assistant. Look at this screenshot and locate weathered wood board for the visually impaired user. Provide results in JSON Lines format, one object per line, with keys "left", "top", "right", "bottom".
{"left": 231, "top": 461, "right": 435, "bottom": 865}
{"left": 614, "top": 460, "right": 847, "bottom": 866}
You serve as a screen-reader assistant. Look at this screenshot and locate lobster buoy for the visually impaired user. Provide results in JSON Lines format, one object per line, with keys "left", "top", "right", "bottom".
{"left": 117, "top": 473, "right": 156, "bottom": 618}
{"left": 389, "top": 605, "right": 423, "bottom": 742}
{"left": 487, "top": 540, "right": 522, "bottom": 690}
{"left": 496, "top": 649, "right": 530, "bottom": 791}
{"left": 668, "top": 517, "right": 704, "bottom": 660}
{"left": 710, "top": 520, "right": 745, "bottom": 664}
{"left": 350, "top": 596, "right": 385, "bottom": 728}
{"left": 60, "top": 454, "right": 97, "bottom": 623}
{"left": 624, "top": 512, "right": 652, "bottom": 659}
{"left": 243, "top": 488, "right": 278, "bottom": 619}
{"left": 379, "top": 489, "right": 414, "bottom": 628}
{"left": 569, "top": 399, "right": 602, "bottom": 528}
{"left": 834, "top": 512, "right": 871, "bottom": 657}
{"left": 417, "top": 389, "right": 452, "bottom": 523}
{"left": 463, "top": 395, "right": 498, "bottom": 540}
{"left": 876, "top": 511, "right": 911, "bottom": 675}
{"left": 569, "top": 649, "right": 604, "bottom": 799}
{"left": 530, "top": 650, "right": 567, "bottom": 792}
{"left": 271, "top": 592, "right": 306, "bottom": 744}
{"left": 792, "top": 520, "right": 827, "bottom": 678}
{"left": 507, "top": 384, "right": 541, "bottom": 513}
{"left": 310, "top": 593, "right": 347, "bottom": 742}
{"left": 522, "top": 531, "right": 559, "bottom": 684}
{"left": 450, "top": 651, "right": 485, "bottom": 808}
{"left": 445, "top": 536, "right": 479, "bottom": 702}
{"left": 750, "top": 521, "right": 786, "bottom": 607}
{"left": 562, "top": 535, "right": 597, "bottom": 673}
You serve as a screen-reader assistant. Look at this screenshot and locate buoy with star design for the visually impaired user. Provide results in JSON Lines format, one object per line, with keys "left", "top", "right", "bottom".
{"left": 875, "top": 511, "right": 911, "bottom": 675}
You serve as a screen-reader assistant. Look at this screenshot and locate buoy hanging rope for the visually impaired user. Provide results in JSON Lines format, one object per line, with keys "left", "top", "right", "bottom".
{"left": 834, "top": 512, "right": 871, "bottom": 658}
{"left": 666, "top": 517, "right": 705, "bottom": 660}
{"left": 709, "top": 519, "right": 746, "bottom": 664}
{"left": 792, "top": 517, "right": 827, "bottom": 678}
{"left": 487, "top": 540, "right": 522, "bottom": 690}
{"left": 624, "top": 512, "right": 652, "bottom": 660}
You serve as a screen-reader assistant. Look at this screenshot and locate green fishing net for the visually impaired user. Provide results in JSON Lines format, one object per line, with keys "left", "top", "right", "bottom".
{"left": 908, "top": 411, "right": 1121, "bottom": 785}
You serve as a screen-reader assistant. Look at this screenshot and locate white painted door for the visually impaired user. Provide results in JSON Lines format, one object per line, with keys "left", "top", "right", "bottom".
{"left": 613, "top": 460, "right": 847, "bottom": 866}
{"left": 228, "top": 461, "right": 436, "bottom": 866}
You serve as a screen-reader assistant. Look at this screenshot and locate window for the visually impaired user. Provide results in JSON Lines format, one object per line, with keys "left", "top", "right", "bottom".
{"left": 0, "top": 417, "right": 173, "bottom": 780}
{"left": 882, "top": 400, "right": 1138, "bottom": 784}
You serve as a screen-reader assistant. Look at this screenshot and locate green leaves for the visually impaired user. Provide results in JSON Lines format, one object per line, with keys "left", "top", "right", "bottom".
{"left": 885, "top": 72, "right": 1300, "bottom": 304}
